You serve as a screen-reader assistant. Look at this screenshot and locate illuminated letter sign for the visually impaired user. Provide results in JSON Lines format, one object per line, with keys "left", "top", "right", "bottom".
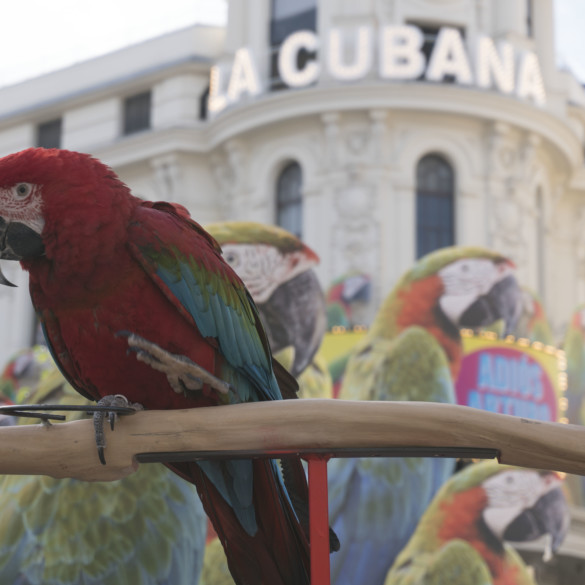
{"left": 476, "top": 36, "right": 515, "bottom": 94}
{"left": 279, "top": 30, "right": 320, "bottom": 88}
{"left": 208, "top": 25, "right": 548, "bottom": 114}
{"left": 517, "top": 51, "right": 546, "bottom": 106}
{"left": 227, "top": 48, "right": 261, "bottom": 102}
{"left": 208, "top": 65, "right": 228, "bottom": 114}
{"left": 379, "top": 25, "right": 426, "bottom": 80}
{"left": 207, "top": 49, "right": 260, "bottom": 113}
{"left": 328, "top": 26, "right": 373, "bottom": 81}
{"left": 426, "top": 27, "right": 473, "bottom": 84}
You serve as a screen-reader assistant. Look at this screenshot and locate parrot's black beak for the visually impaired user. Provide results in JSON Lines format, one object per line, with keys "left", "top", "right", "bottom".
{"left": 503, "top": 485, "right": 570, "bottom": 554}
{"left": 0, "top": 217, "right": 45, "bottom": 287}
{"left": 257, "top": 270, "right": 326, "bottom": 377}
{"left": 0, "top": 217, "right": 45, "bottom": 260}
{"left": 459, "top": 274, "right": 522, "bottom": 335}
{"left": 0, "top": 265, "right": 16, "bottom": 287}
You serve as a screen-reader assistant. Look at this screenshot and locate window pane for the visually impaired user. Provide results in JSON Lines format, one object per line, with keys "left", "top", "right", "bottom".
{"left": 270, "top": 0, "right": 317, "bottom": 90}
{"left": 276, "top": 162, "right": 303, "bottom": 238}
{"left": 271, "top": 0, "right": 316, "bottom": 44}
{"left": 123, "top": 91, "right": 151, "bottom": 135}
{"left": 272, "top": 0, "right": 316, "bottom": 20}
{"left": 199, "top": 86, "right": 210, "bottom": 121}
{"left": 37, "top": 118, "right": 62, "bottom": 149}
{"left": 416, "top": 154, "right": 455, "bottom": 258}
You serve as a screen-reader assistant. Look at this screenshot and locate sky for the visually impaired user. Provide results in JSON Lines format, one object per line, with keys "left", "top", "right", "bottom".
{"left": 0, "top": 0, "right": 582, "bottom": 88}
{"left": 555, "top": 0, "right": 585, "bottom": 81}
{"left": 0, "top": 0, "right": 227, "bottom": 88}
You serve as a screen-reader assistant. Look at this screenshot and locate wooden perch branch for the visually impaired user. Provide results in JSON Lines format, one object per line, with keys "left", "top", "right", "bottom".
{"left": 0, "top": 400, "right": 584, "bottom": 482}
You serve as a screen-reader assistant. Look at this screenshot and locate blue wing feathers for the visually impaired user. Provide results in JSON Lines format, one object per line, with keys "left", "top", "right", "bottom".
{"left": 153, "top": 254, "right": 278, "bottom": 402}
{"left": 128, "top": 209, "right": 292, "bottom": 543}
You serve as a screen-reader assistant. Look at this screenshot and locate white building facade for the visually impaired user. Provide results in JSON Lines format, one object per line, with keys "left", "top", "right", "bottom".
{"left": 0, "top": 0, "right": 584, "bottom": 364}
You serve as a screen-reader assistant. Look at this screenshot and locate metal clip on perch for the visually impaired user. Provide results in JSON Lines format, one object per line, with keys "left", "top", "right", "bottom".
{"left": 0, "top": 403, "right": 138, "bottom": 423}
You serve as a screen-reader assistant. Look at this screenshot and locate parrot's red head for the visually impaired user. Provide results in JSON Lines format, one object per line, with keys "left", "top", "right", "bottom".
{"left": 0, "top": 148, "right": 137, "bottom": 283}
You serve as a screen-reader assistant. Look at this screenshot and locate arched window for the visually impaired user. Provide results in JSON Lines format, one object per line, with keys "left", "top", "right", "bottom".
{"left": 416, "top": 153, "right": 455, "bottom": 258}
{"left": 276, "top": 162, "right": 303, "bottom": 238}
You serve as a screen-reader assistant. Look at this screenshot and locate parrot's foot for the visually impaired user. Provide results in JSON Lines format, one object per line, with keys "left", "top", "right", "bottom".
{"left": 118, "top": 332, "right": 234, "bottom": 398}
{"left": 94, "top": 394, "right": 143, "bottom": 465}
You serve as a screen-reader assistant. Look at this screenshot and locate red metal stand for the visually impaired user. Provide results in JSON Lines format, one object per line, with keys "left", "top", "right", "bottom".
{"left": 306, "top": 455, "right": 331, "bottom": 585}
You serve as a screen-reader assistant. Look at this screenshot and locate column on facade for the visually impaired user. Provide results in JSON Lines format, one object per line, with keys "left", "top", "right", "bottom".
{"left": 531, "top": 0, "right": 557, "bottom": 88}
{"left": 493, "top": 0, "right": 527, "bottom": 38}
{"left": 152, "top": 75, "right": 206, "bottom": 129}
{"left": 455, "top": 182, "right": 483, "bottom": 250}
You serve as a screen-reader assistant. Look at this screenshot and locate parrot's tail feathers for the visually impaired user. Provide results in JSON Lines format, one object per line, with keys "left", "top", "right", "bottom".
{"left": 273, "top": 358, "right": 300, "bottom": 400}
{"left": 167, "top": 460, "right": 311, "bottom": 585}
{"left": 280, "top": 457, "right": 340, "bottom": 553}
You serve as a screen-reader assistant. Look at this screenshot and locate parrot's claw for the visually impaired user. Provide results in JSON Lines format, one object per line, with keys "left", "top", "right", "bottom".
{"left": 109, "top": 410, "right": 116, "bottom": 431}
{"left": 118, "top": 332, "right": 235, "bottom": 399}
{"left": 94, "top": 394, "right": 144, "bottom": 465}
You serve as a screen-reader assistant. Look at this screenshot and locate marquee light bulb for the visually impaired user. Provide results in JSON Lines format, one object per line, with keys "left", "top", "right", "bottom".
{"left": 476, "top": 36, "right": 515, "bottom": 94}
{"left": 517, "top": 51, "right": 546, "bottom": 106}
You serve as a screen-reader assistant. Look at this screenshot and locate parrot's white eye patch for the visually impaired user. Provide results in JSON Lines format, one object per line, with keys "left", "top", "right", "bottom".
{"left": 224, "top": 250, "right": 240, "bottom": 267}
{"left": 12, "top": 183, "right": 34, "bottom": 200}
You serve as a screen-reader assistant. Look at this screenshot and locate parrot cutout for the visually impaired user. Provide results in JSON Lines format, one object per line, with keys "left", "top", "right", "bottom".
{"left": 562, "top": 304, "right": 585, "bottom": 427}
{"left": 201, "top": 222, "right": 334, "bottom": 582}
{"left": 325, "top": 272, "right": 372, "bottom": 394}
{"left": 326, "top": 272, "right": 372, "bottom": 330}
{"left": 206, "top": 221, "right": 326, "bottom": 379}
{"left": 512, "top": 288, "right": 554, "bottom": 345}
{"left": 206, "top": 221, "right": 332, "bottom": 399}
{"left": 0, "top": 345, "right": 208, "bottom": 585}
{"left": 0, "top": 148, "right": 339, "bottom": 585}
{"left": 561, "top": 304, "right": 585, "bottom": 506}
{"left": 384, "top": 460, "right": 570, "bottom": 585}
{"left": 328, "top": 246, "right": 523, "bottom": 585}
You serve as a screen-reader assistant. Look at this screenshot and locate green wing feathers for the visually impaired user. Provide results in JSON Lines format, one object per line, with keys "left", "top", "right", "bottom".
{"left": 0, "top": 347, "right": 208, "bottom": 585}
{"left": 340, "top": 327, "right": 454, "bottom": 404}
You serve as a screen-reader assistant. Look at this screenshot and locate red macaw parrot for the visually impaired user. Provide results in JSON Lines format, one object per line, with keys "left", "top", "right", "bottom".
{"left": 0, "top": 148, "right": 338, "bottom": 585}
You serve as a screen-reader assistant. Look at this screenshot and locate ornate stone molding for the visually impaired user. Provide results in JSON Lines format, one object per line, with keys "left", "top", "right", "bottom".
{"left": 368, "top": 109, "right": 388, "bottom": 165}
{"left": 518, "top": 132, "right": 541, "bottom": 184}
{"left": 150, "top": 153, "right": 182, "bottom": 202}
{"left": 321, "top": 112, "right": 340, "bottom": 171}
{"left": 210, "top": 138, "right": 248, "bottom": 217}
{"left": 487, "top": 122, "right": 515, "bottom": 176}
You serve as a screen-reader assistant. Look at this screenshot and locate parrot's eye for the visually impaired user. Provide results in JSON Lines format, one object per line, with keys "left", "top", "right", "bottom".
{"left": 224, "top": 251, "right": 239, "bottom": 266}
{"left": 12, "top": 183, "right": 33, "bottom": 199}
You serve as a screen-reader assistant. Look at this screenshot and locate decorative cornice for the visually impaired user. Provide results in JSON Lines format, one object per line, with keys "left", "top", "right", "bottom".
{"left": 207, "top": 82, "right": 581, "bottom": 175}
